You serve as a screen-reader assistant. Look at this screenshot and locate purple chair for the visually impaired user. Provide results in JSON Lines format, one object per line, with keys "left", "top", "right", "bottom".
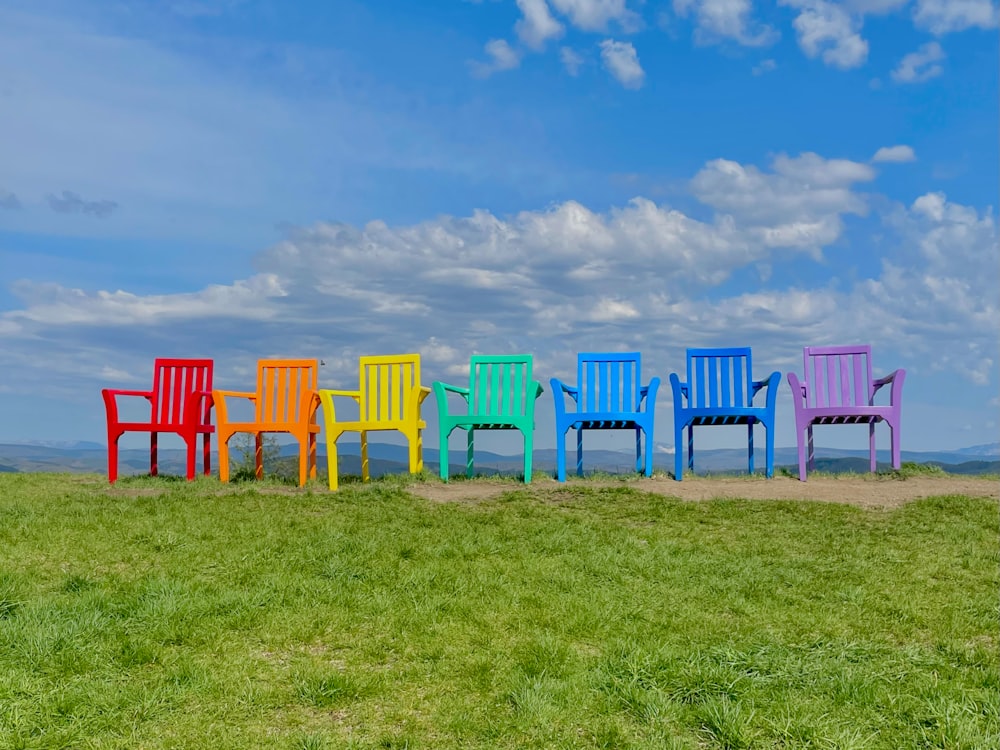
{"left": 787, "top": 345, "right": 905, "bottom": 481}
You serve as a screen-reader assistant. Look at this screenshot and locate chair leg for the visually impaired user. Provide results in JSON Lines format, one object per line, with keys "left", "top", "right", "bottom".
{"left": 869, "top": 422, "right": 877, "bottom": 473}
{"left": 184, "top": 433, "right": 197, "bottom": 481}
{"left": 687, "top": 425, "right": 695, "bottom": 473}
{"left": 309, "top": 433, "right": 317, "bottom": 480}
{"left": 634, "top": 428, "right": 642, "bottom": 474}
{"left": 797, "top": 425, "right": 808, "bottom": 482}
{"left": 466, "top": 428, "right": 475, "bottom": 478}
{"left": 439, "top": 427, "right": 450, "bottom": 482}
{"left": 297, "top": 436, "right": 309, "bottom": 487}
{"left": 523, "top": 429, "right": 533, "bottom": 484}
{"left": 576, "top": 429, "right": 584, "bottom": 477}
{"left": 360, "top": 431, "right": 369, "bottom": 482}
{"left": 150, "top": 432, "right": 158, "bottom": 477}
{"left": 410, "top": 429, "right": 423, "bottom": 474}
{"left": 254, "top": 433, "right": 264, "bottom": 480}
{"left": 890, "top": 418, "right": 901, "bottom": 470}
{"left": 747, "top": 422, "right": 755, "bottom": 475}
{"left": 107, "top": 430, "right": 121, "bottom": 484}
{"left": 644, "top": 426, "right": 653, "bottom": 477}
{"left": 806, "top": 425, "right": 815, "bottom": 472}
{"left": 203, "top": 432, "right": 211, "bottom": 476}
{"left": 765, "top": 419, "right": 775, "bottom": 479}
{"left": 556, "top": 428, "right": 567, "bottom": 482}
{"left": 218, "top": 433, "right": 232, "bottom": 483}
{"left": 674, "top": 422, "right": 684, "bottom": 481}
{"left": 326, "top": 433, "right": 340, "bottom": 491}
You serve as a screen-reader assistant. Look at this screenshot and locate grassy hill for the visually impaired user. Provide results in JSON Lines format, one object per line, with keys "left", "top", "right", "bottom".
{"left": 0, "top": 473, "right": 997, "bottom": 748}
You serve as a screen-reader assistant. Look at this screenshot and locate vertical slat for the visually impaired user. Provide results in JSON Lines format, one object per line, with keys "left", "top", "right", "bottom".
{"left": 512, "top": 362, "right": 523, "bottom": 416}
{"left": 585, "top": 361, "right": 595, "bottom": 411}
{"left": 853, "top": 354, "right": 864, "bottom": 406}
{"left": 839, "top": 355, "right": 851, "bottom": 406}
{"left": 368, "top": 364, "right": 378, "bottom": 421}
{"left": 597, "top": 362, "right": 608, "bottom": 412}
{"left": 623, "top": 360, "right": 633, "bottom": 410}
{"left": 734, "top": 357, "right": 744, "bottom": 407}
{"left": 695, "top": 358, "right": 706, "bottom": 408}
{"left": 826, "top": 356, "right": 837, "bottom": 407}
{"left": 608, "top": 362, "right": 616, "bottom": 411}
{"left": 379, "top": 364, "right": 389, "bottom": 422}
{"left": 708, "top": 357, "right": 718, "bottom": 408}
{"left": 486, "top": 363, "right": 498, "bottom": 416}
{"left": 159, "top": 367, "right": 172, "bottom": 423}
{"left": 171, "top": 368, "right": 184, "bottom": 423}
{"left": 814, "top": 356, "right": 825, "bottom": 407}
{"left": 720, "top": 357, "right": 731, "bottom": 409}
{"left": 276, "top": 366, "right": 288, "bottom": 423}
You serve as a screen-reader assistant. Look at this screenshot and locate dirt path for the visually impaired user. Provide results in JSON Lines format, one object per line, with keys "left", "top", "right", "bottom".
{"left": 409, "top": 474, "right": 999, "bottom": 510}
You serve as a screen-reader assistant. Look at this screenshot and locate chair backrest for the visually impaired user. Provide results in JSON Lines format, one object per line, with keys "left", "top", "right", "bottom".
{"left": 468, "top": 355, "right": 534, "bottom": 418}
{"left": 576, "top": 352, "right": 642, "bottom": 413}
{"left": 686, "top": 347, "right": 754, "bottom": 409}
{"left": 255, "top": 359, "right": 318, "bottom": 424}
{"left": 359, "top": 354, "right": 421, "bottom": 423}
{"left": 151, "top": 358, "right": 214, "bottom": 427}
{"left": 802, "top": 345, "right": 873, "bottom": 408}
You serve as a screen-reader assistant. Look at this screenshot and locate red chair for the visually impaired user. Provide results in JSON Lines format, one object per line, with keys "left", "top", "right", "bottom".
{"left": 102, "top": 358, "right": 215, "bottom": 483}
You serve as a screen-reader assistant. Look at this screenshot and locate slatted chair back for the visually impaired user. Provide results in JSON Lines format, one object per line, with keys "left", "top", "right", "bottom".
{"left": 255, "top": 359, "right": 318, "bottom": 424}
{"left": 802, "top": 345, "right": 873, "bottom": 409}
{"left": 686, "top": 347, "right": 754, "bottom": 410}
{"left": 469, "top": 355, "right": 534, "bottom": 418}
{"left": 151, "top": 358, "right": 214, "bottom": 427}
{"left": 576, "top": 352, "right": 642, "bottom": 413}
{"left": 359, "top": 354, "right": 421, "bottom": 424}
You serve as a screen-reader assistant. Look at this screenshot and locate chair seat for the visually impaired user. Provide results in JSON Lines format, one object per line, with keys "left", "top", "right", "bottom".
{"left": 679, "top": 408, "right": 768, "bottom": 426}
{"left": 561, "top": 416, "right": 647, "bottom": 430}
{"left": 447, "top": 418, "right": 524, "bottom": 430}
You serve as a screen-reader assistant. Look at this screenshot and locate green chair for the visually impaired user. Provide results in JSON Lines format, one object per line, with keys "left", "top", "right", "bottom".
{"left": 433, "top": 355, "right": 544, "bottom": 483}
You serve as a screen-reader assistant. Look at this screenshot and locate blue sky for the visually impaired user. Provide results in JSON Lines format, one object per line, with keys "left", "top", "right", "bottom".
{"left": 0, "top": 0, "right": 997, "bottom": 456}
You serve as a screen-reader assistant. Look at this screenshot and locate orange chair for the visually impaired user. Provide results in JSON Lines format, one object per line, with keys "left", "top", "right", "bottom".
{"left": 213, "top": 359, "right": 320, "bottom": 486}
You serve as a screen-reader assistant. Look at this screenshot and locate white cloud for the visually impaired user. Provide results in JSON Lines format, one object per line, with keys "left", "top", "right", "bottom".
{"left": 599, "top": 39, "right": 645, "bottom": 88}
{"left": 549, "top": 0, "right": 643, "bottom": 32}
{"left": 469, "top": 39, "right": 522, "bottom": 77}
{"left": 752, "top": 58, "right": 777, "bottom": 75}
{"left": 891, "top": 41, "right": 945, "bottom": 83}
{"left": 871, "top": 145, "right": 916, "bottom": 163}
{"left": 781, "top": 0, "right": 869, "bottom": 69}
{"left": 560, "top": 46, "right": 584, "bottom": 75}
{"left": 515, "top": 0, "right": 564, "bottom": 49}
{"left": 913, "top": 0, "right": 1000, "bottom": 34}
{"left": 672, "top": 0, "right": 780, "bottom": 46}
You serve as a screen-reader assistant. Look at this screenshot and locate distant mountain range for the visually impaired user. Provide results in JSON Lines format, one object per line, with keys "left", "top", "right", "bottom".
{"left": 1, "top": 441, "right": 996, "bottom": 477}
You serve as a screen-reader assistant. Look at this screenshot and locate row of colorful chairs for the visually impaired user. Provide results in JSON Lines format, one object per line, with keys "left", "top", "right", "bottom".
{"left": 102, "top": 346, "right": 904, "bottom": 487}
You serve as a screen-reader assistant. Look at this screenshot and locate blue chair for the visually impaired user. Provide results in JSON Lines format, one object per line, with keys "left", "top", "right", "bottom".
{"left": 669, "top": 347, "right": 780, "bottom": 480}
{"left": 551, "top": 352, "right": 661, "bottom": 481}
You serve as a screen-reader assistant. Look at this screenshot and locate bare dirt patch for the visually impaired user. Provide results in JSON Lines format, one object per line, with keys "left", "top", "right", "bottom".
{"left": 410, "top": 474, "right": 999, "bottom": 510}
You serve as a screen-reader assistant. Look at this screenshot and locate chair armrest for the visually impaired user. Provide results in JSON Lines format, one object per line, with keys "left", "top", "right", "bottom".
{"left": 751, "top": 371, "right": 781, "bottom": 411}
{"left": 320, "top": 389, "right": 361, "bottom": 400}
{"left": 550, "top": 378, "right": 577, "bottom": 419}
{"left": 102, "top": 388, "right": 154, "bottom": 424}
{"left": 531, "top": 380, "right": 544, "bottom": 398}
{"left": 433, "top": 381, "right": 468, "bottom": 419}
{"left": 416, "top": 385, "right": 432, "bottom": 404}
{"left": 872, "top": 369, "right": 905, "bottom": 405}
{"left": 184, "top": 390, "right": 214, "bottom": 426}
{"left": 211, "top": 390, "right": 256, "bottom": 424}
{"left": 786, "top": 373, "right": 807, "bottom": 403}
{"left": 668, "top": 373, "right": 688, "bottom": 406}
{"left": 638, "top": 377, "right": 661, "bottom": 410}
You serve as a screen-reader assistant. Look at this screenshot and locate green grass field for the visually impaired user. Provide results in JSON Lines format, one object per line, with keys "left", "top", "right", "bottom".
{"left": 0, "top": 473, "right": 996, "bottom": 749}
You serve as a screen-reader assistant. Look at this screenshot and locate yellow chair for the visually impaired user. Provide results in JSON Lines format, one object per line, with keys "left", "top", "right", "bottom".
{"left": 318, "top": 354, "right": 431, "bottom": 490}
{"left": 213, "top": 359, "right": 320, "bottom": 487}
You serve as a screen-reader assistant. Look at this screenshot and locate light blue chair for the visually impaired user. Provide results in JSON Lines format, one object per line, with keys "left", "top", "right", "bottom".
{"left": 551, "top": 352, "right": 660, "bottom": 481}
